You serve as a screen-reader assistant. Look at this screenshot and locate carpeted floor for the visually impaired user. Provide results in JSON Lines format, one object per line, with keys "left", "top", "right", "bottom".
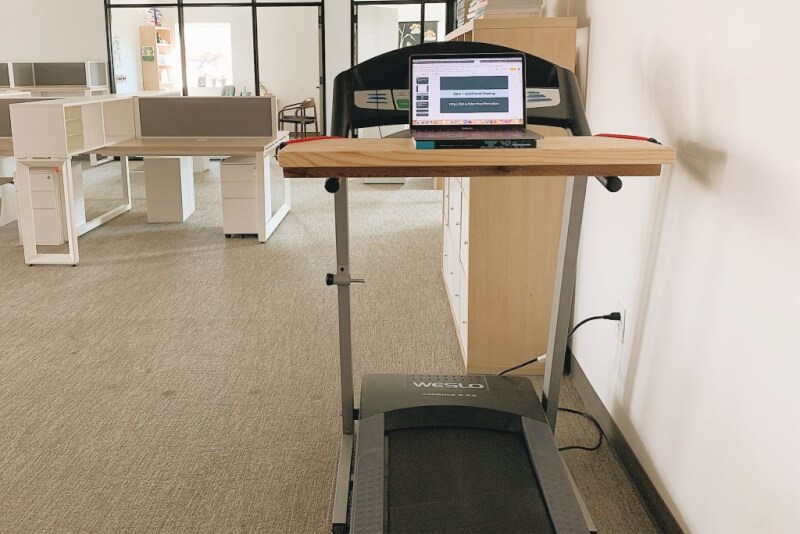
{"left": 0, "top": 159, "right": 656, "bottom": 533}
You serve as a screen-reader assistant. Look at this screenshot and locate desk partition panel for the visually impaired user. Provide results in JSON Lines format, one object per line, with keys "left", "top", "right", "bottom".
{"left": 137, "top": 96, "right": 276, "bottom": 138}
{"left": 0, "top": 98, "right": 54, "bottom": 138}
{"left": 32, "top": 63, "right": 88, "bottom": 86}
{"left": 0, "top": 64, "right": 10, "bottom": 87}
{"left": 12, "top": 64, "right": 34, "bottom": 87}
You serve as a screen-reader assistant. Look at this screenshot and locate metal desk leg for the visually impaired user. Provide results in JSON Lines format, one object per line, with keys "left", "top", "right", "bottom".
{"left": 328, "top": 178, "right": 360, "bottom": 530}
{"left": 256, "top": 150, "right": 271, "bottom": 242}
{"left": 542, "top": 176, "right": 588, "bottom": 431}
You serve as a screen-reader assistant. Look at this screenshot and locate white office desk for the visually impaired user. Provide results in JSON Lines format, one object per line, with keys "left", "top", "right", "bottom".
{"left": 11, "top": 94, "right": 284, "bottom": 265}
{"left": 14, "top": 134, "right": 289, "bottom": 265}
{"left": 15, "top": 85, "right": 110, "bottom": 98}
{"left": 97, "top": 133, "right": 291, "bottom": 242}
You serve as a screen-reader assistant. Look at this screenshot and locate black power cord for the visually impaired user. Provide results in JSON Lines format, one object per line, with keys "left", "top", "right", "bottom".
{"left": 497, "top": 312, "right": 621, "bottom": 376}
{"left": 557, "top": 407, "right": 604, "bottom": 452}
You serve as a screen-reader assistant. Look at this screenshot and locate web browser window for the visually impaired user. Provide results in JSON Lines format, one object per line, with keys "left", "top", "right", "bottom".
{"left": 411, "top": 56, "right": 524, "bottom": 127}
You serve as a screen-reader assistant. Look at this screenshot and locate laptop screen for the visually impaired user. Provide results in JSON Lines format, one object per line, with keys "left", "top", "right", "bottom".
{"left": 410, "top": 54, "right": 525, "bottom": 128}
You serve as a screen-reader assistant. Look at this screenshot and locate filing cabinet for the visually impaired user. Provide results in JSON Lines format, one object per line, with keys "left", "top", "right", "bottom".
{"left": 220, "top": 156, "right": 259, "bottom": 236}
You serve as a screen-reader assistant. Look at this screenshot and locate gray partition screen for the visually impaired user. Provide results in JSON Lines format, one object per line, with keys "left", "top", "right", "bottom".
{"left": 0, "top": 64, "right": 9, "bottom": 87}
{"left": 33, "top": 63, "right": 87, "bottom": 86}
{"left": 0, "top": 98, "right": 54, "bottom": 137}
{"left": 139, "top": 97, "right": 275, "bottom": 138}
{"left": 12, "top": 64, "right": 34, "bottom": 86}
{"left": 89, "top": 62, "right": 108, "bottom": 86}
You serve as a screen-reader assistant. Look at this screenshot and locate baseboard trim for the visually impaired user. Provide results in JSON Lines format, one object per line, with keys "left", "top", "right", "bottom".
{"left": 568, "top": 352, "right": 684, "bottom": 534}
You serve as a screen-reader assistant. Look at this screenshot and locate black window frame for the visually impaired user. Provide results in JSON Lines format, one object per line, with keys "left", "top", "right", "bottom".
{"left": 104, "top": 0, "right": 328, "bottom": 133}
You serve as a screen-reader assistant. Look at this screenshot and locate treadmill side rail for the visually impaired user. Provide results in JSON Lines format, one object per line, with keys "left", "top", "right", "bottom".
{"left": 522, "top": 417, "right": 590, "bottom": 534}
{"left": 350, "top": 414, "right": 386, "bottom": 533}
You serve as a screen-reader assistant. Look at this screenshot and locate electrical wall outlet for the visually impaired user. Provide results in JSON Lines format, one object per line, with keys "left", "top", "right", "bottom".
{"left": 616, "top": 301, "right": 627, "bottom": 344}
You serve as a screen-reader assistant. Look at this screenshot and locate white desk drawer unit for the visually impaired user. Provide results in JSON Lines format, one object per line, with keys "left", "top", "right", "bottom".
{"left": 29, "top": 170, "right": 65, "bottom": 246}
{"left": 221, "top": 156, "right": 259, "bottom": 236}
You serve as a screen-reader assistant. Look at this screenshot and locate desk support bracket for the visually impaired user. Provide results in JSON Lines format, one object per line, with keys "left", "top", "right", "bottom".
{"left": 542, "top": 175, "right": 588, "bottom": 431}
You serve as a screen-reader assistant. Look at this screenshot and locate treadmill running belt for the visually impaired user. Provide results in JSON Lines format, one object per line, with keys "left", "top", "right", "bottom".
{"left": 387, "top": 427, "right": 554, "bottom": 534}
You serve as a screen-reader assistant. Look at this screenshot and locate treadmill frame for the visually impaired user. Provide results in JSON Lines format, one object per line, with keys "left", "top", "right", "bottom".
{"left": 328, "top": 173, "right": 588, "bottom": 530}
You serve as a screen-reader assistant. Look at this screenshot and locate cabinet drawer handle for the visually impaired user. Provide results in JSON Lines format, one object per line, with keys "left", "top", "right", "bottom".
{"left": 463, "top": 241, "right": 468, "bottom": 245}
{"left": 462, "top": 321, "right": 467, "bottom": 325}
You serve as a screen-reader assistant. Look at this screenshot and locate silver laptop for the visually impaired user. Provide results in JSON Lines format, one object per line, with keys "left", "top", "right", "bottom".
{"left": 409, "top": 53, "right": 541, "bottom": 149}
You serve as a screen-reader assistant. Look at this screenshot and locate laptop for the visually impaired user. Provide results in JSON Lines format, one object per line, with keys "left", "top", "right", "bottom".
{"left": 409, "top": 53, "right": 541, "bottom": 149}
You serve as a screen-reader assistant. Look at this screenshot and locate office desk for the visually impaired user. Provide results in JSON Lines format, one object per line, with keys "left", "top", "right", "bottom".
{"left": 14, "top": 85, "right": 110, "bottom": 98}
{"left": 280, "top": 136, "right": 673, "bottom": 177}
{"left": 99, "top": 134, "right": 291, "bottom": 242}
{"left": 14, "top": 133, "right": 289, "bottom": 265}
{"left": 279, "top": 136, "right": 675, "bottom": 523}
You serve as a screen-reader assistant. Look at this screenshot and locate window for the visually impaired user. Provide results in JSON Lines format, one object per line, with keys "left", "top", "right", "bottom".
{"left": 184, "top": 23, "right": 234, "bottom": 93}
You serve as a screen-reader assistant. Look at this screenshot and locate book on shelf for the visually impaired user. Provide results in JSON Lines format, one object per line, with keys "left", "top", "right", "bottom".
{"left": 467, "top": 0, "right": 543, "bottom": 21}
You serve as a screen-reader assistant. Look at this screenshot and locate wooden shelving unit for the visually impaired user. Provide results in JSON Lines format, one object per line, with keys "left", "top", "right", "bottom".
{"left": 439, "top": 17, "right": 578, "bottom": 375}
{"left": 446, "top": 16, "right": 577, "bottom": 71}
{"left": 140, "top": 26, "right": 175, "bottom": 91}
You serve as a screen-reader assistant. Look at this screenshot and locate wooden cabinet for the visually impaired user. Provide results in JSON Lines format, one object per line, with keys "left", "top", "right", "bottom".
{"left": 441, "top": 123, "right": 569, "bottom": 375}
{"left": 446, "top": 16, "right": 577, "bottom": 71}
{"left": 439, "top": 17, "right": 577, "bottom": 374}
{"left": 140, "top": 26, "right": 176, "bottom": 92}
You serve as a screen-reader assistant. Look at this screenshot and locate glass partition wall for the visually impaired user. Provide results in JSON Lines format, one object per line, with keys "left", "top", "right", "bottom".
{"left": 105, "top": 0, "right": 326, "bottom": 131}
{"left": 353, "top": 0, "right": 452, "bottom": 65}
{"left": 352, "top": 1, "right": 450, "bottom": 137}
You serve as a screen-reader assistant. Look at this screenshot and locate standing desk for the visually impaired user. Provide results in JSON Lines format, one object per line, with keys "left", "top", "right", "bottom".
{"left": 279, "top": 135, "right": 676, "bottom": 526}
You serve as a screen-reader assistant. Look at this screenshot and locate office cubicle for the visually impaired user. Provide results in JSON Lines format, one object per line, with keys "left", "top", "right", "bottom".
{"left": 3, "top": 62, "right": 108, "bottom": 89}
{"left": 136, "top": 96, "right": 284, "bottom": 214}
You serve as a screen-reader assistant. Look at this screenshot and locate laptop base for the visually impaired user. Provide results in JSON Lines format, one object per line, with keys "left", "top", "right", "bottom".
{"left": 413, "top": 137, "right": 538, "bottom": 149}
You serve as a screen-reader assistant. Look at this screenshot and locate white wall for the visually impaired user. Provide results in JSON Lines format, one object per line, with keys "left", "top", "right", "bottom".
{"left": 0, "top": 0, "right": 107, "bottom": 63}
{"left": 357, "top": 6, "right": 400, "bottom": 63}
{"left": 258, "top": 6, "right": 321, "bottom": 113}
{"left": 545, "top": 1, "right": 800, "bottom": 532}
{"left": 324, "top": 0, "right": 350, "bottom": 133}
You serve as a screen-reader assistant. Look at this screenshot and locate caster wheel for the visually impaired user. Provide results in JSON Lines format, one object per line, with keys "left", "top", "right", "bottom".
{"left": 225, "top": 234, "right": 232, "bottom": 238}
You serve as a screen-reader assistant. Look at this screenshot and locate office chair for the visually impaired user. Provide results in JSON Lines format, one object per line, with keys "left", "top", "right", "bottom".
{"left": 278, "top": 98, "right": 319, "bottom": 138}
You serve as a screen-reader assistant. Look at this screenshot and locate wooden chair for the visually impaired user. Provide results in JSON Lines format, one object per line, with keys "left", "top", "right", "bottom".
{"left": 278, "top": 98, "right": 319, "bottom": 138}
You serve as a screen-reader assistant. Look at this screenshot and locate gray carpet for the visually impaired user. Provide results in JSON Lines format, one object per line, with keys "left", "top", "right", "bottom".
{"left": 0, "top": 159, "right": 656, "bottom": 533}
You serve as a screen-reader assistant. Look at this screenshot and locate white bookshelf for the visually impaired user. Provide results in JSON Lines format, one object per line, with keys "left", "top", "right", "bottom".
{"left": 9, "top": 95, "right": 136, "bottom": 159}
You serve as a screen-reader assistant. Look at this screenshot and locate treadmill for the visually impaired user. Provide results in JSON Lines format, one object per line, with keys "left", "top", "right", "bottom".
{"left": 326, "top": 42, "right": 622, "bottom": 534}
